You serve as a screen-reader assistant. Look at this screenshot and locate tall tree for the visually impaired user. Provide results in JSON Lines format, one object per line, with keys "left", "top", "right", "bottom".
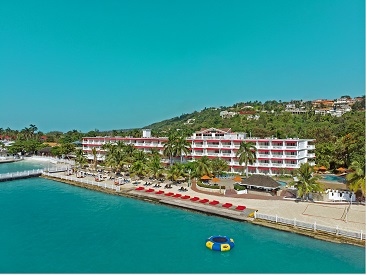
{"left": 174, "top": 135, "right": 191, "bottom": 163}
{"left": 346, "top": 161, "right": 365, "bottom": 196}
{"left": 235, "top": 141, "right": 257, "bottom": 178}
{"left": 211, "top": 158, "right": 229, "bottom": 177}
{"left": 75, "top": 149, "right": 87, "bottom": 169}
{"left": 163, "top": 133, "right": 177, "bottom": 166}
{"left": 91, "top": 147, "right": 98, "bottom": 171}
{"left": 195, "top": 156, "right": 212, "bottom": 177}
{"left": 290, "top": 163, "right": 322, "bottom": 201}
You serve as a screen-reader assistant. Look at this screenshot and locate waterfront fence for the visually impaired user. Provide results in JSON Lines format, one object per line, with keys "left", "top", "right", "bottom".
{"left": 0, "top": 167, "right": 68, "bottom": 181}
{"left": 254, "top": 212, "right": 365, "bottom": 241}
{"left": 0, "top": 169, "right": 44, "bottom": 180}
{"left": 42, "top": 172, "right": 120, "bottom": 192}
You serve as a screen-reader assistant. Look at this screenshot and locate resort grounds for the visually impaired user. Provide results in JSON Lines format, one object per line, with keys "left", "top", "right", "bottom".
{"left": 42, "top": 165, "right": 365, "bottom": 237}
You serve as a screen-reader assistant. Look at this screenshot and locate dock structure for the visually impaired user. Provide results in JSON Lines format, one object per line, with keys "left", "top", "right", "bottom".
{"left": 0, "top": 168, "right": 67, "bottom": 182}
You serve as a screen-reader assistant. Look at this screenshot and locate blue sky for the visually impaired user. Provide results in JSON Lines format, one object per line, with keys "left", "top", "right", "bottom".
{"left": 0, "top": 0, "right": 364, "bottom": 133}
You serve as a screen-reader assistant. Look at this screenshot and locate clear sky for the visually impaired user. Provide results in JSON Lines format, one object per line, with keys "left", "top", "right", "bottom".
{"left": 0, "top": 0, "right": 364, "bottom": 133}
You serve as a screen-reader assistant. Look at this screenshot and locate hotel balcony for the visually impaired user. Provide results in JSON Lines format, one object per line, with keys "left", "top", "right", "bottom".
{"left": 284, "top": 155, "right": 298, "bottom": 159}
{"left": 307, "top": 145, "right": 315, "bottom": 150}
{"left": 284, "top": 164, "right": 299, "bottom": 168}
{"left": 257, "top": 154, "right": 271, "bottom": 158}
{"left": 271, "top": 146, "right": 284, "bottom": 149}
{"left": 307, "top": 153, "right": 316, "bottom": 158}
{"left": 271, "top": 163, "right": 285, "bottom": 167}
{"left": 257, "top": 145, "right": 270, "bottom": 149}
{"left": 271, "top": 155, "right": 285, "bottom": 159}
{"left": 285, "top": 146, "right": 298, "bottom": 149}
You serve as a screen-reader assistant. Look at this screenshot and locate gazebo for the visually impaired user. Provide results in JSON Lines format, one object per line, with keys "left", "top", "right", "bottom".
{"left": 240, "top": 175, "right": 282, "bottom": 193}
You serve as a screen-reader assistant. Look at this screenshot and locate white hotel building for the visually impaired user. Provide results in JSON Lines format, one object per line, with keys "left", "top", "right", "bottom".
{"left": 82, "top": 128, "right": 316, "bottom": 175}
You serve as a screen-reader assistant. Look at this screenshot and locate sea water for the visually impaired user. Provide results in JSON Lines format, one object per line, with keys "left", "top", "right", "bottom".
{"left": 0, "top": 158, "right": 56, "bottom": 174}
{"left": 0, "top": 164, "right": 364, "bottom": 273}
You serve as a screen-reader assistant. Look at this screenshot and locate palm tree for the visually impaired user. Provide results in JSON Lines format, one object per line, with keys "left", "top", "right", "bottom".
{"left": 163, "top": 133, "right": 177, "bottom": 166}
{"left": 129, "top": 160, "right": 148, "bottom": 180}
{"left": 346, "top": 161, "right": 365, "bottom": 196}
{"left": 147, "top": 155, "right": 164, "bottom": 179}
{"left": 235, "top": 141, "right": 257, "bottom": 178}
{"left": 211, "top": 158, "right": 229, "bottom": 177}
{"left": 195, "top": 156, "right": 212, "bottom": 177}
{"left": 166, "top": 163, "right": 186, "bottom": 181}
{"left": 91, "top": 147, "right": 98, "bottom": 170}
{"left": 290, "top": 163, "right": 322, "bottom": 201}
{"left": 133, "top": 150, "right": 148, "bottom": 162}
{"left": 75, "top": 149, "right": 87, "bottom": 169}
{"left": 174, "top": 135, "right": 191, "bottom": 163}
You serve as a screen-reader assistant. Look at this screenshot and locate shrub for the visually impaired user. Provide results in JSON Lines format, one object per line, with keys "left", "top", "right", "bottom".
{"left": 234, "top": 184, "right": 246, "bottom": 191}
{"left": 197, "top": 181, "right": 226, "bottom": 189}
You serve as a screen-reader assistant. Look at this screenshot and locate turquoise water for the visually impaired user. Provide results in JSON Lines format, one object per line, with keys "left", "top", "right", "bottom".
{"left": 0, "top": 159, "right": 55, "bottom": 174}
{"left": 0, "top": 163, "right": 365, "bottom": 273}
{"left": 277, "top": 181, "right": 287, "bottom": 186}
{"left": 322, "top": 175, "right": 346, "bottom": 183}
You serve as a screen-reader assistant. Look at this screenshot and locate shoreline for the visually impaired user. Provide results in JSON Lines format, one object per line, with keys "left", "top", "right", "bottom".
{"left": 41, "top": 174, "right": 365, "bottom": 247}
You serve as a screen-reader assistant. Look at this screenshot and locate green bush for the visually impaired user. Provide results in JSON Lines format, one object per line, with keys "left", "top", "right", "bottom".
{"left": 197, "top": 181, "right": 226, "bottom": 189}
{"left": 234, "top": 184, "right": 246, "bottom": 191}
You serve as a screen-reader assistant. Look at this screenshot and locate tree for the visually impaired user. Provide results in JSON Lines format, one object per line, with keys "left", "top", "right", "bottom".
{"left": 174, "top": 135, "right": 191, "bottom": 163}
{"left": 195, "top": 156, "right": 212, "bottom": 177}
{"left": 129, "top": 160, "right": 148, "bottom": 180}
{"left": 91, "top": 147, "right": 98, "bottom": 170}
{"left": 163, "top": 133, "right": 177, "bottom": 166}
{"left": 346, "top": 161, "right": 365, "bottom": 196}
{"left": 290, "top": 163, "right": 323, "bottom": 201}
{"left": 235, "top": 141, "right": 257, "bottom": 178}
{"left": 166, "top": 163, "right": 187, "bottom": 181}
{"left": 75, "top": 149, "right": 88, "bottom": 169}
{"left": 147, "top": 155, "right": 164, "bottom": 179}
{"left": 211, "top": 158, "right": 229, "bottom": 177}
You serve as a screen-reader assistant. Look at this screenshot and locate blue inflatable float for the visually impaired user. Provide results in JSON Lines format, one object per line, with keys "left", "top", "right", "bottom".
{"left": 206, "top": 236, "right": 234, "bottom": 251}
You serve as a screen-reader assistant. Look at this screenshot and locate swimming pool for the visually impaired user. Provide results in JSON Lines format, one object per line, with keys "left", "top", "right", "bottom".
{"left": 321, "top": 175, "right": 346, "bottom": 183}
{"left": 277, "top": 181, "right": 288, "bottom": 186}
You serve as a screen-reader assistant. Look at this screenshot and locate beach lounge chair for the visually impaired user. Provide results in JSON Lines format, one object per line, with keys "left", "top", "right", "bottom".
{"left": 155, "top": 190, "right": 164, "bottom": 195}
{"left": 199, "top": 199, "right": 209, "bottom": 203}
{"left": 209, "top": 200, "right": 220, "bottom": 205}
{"left": 172, "top": 194, "right": 182, "bottom": 198}
{"left": 235, "top": 205, "right": 246, "bottom": 211}
{"left": 135, "top": 187, "right": 144, "bottom": 191}
{"left": 190, "top": 197, "right": 200, "bottom": 202}
{"left": 164, "top": 192, "right": 174, "bottom": 196}
{"left": 222, "top": 203, "right": 233, "bottom": 208}
{"left": 145, "top": 188, "right": 154, "bottom": 192}
{"left": 181, "top": 195, "right": 190, "bottom": 199}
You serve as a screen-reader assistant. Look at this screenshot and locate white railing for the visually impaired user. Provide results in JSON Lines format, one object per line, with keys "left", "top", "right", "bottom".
{"left": 271, "top": 163, "right": 285, "bottom": 167}
{"left": 0, "top": 169, "right": 44, "bottom": 180}
{"left": 254, "top": 212, "right": 365, "bottom": 241}
{"left": 284, "top": 155, "right": 297, "bottom": 158}
{"left": 42, "top": 172, "right": 119, "bottom": 191}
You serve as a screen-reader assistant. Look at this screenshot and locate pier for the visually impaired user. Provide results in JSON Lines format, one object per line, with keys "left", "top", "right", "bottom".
{"left": 0, "top": 168, "right": 67, "bottom": 182}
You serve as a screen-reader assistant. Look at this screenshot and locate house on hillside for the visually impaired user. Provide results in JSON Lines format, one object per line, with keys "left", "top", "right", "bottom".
{"left": 220, "top": 110, "right": 237, "bottom": 118}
